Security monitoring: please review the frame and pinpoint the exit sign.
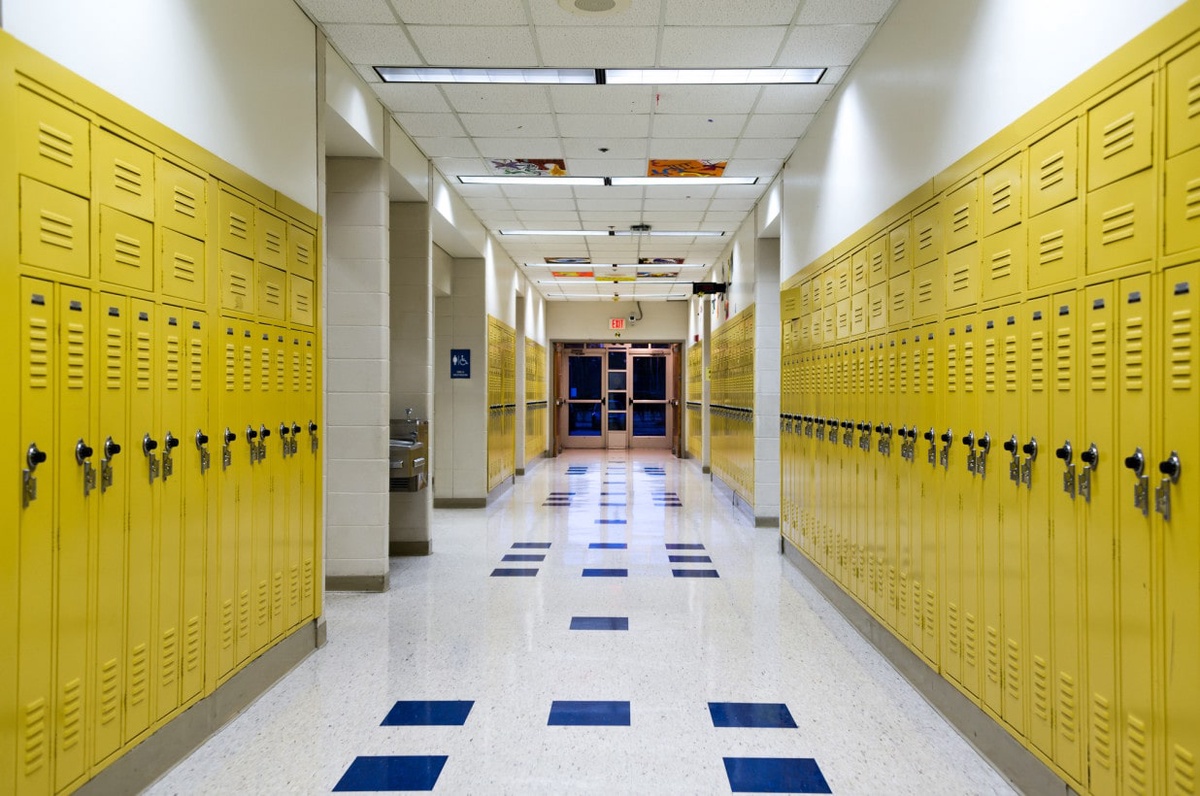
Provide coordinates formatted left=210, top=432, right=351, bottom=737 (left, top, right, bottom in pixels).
left=610, top=317, right=626, bottom=330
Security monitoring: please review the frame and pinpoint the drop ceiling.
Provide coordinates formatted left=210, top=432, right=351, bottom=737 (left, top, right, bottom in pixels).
left=298, top=0, right=897, bottom=299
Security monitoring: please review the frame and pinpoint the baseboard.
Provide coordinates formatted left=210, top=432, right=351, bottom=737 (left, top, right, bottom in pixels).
left=711, top=475, right=755, bottom=524
left=325, top=573, right=390, bottom=592
left=755, top=515, right=780, bottom=528
left=433, top=497, right=487, bottom=508
left=702, top=465, right=711, bottom=474
left=390, top=540, right=432, bottom=556
left=486, top=476, right=513, bottom=506
left=79, top=619, right=321, bottom=796
left=781, top=542, right=1071, bottom=796
left=515, top=468, right=525, bottom=476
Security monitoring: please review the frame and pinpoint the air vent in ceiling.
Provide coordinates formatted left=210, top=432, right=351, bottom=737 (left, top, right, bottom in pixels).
left=557, top=0, right=630, bottom=15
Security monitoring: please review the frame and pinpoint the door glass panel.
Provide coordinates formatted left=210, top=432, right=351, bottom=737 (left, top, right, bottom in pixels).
left=608, top=371, right=627, bottom=391
left=608, top=350, right=627, bottom=370
left=633, top=404, right=667, bottom=436
left=608, top=413, right=627, bottom=431
left=568, top=403, right=602, bottom=436
left=568, top=356, right=602, bottom=400
left=608, top=393, right=626, bottom=411
left=633, top=356, right=667, bottom=400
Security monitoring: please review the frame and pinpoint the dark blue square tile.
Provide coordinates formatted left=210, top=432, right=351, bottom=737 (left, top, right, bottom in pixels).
left=549, top=492, right=576, bottom=496
left=665, top=543, right=706, bottom=550
left=669, top=555, right=712, bottom=563
left=589, top=543, right=628, bottom=549
left=600, top=492, right=625, bottom=496
left=672, top=569, right=719, bottom=578
left=333, top=755, right=448, bottom=792
left=722, top=757, right=831, bottom=794
left=382, top=700, right=474, bottom=727
left=595, top=519, right=626, bottom=525
left=570, top=616, right=629, bottom=631
left=512, top=542, right=552, bottom=549
left=502, top=554, right=546, bottom=562
left=548, top=700, right=630, bottom=726
left=582, top=568, right=628, bottom=577
left=599, top=502, right=626, bottom=507
left=708, top=702, right=797, bottom=729
left=491, top=568, right=539, bottom=577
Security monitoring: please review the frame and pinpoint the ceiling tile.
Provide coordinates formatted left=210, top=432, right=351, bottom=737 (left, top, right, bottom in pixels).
left=407, top=25, right=539, bottom=66
left=297, top=0, right=395, bottom=24
left=652, top=115, right=746, bottom=138
left=503, top=184, right=577, bottom=199
left=324, top=23, right=420, bottom=64
left=389, top=0, right=527, bottom=25
left=536, top=26, right=658, bottom=67
left=740, top=113, right=814, bottom=138
left=413, top=137, right=479, bottom=158
left=708, top=197, right=757, bottom=212
left=442, top=85, right=553, bottom=114
left=461, top=197, right=514, bottom=211
left=508, top=198, right=582, bottom=212
left=579, top=211, right=646, bottom=225
left=562, top=138, right=648, bottom=160
left=516, top=210, right=583, bottom=222
left=549, top=86, right=653, bottom=115
left=453, top=183, right=504, bottom=197
left=529, top=0, right=663, bottom=27
left=712, top=184, right=767, bottom=199
left=646, top=138, right=737, bottom=159
left=430, top=156, right=491, bottom=175
left=375, top=84, right=452, bottom=113
left=777, top=24, right=875, bottom=67
left=660, top=26, right=787, bottom=68
left=644, top=198, right=711, bottom=212
left=722, top=158, right=784, bottom=176
left=394, top=112, right=468, bottom=137
left=663, top=0, right=798, bottom=25
left=732, top=137, right=797, bottom=159
left=473, top=137, right=565, bottom=158
left=798, top=0, right=895, bottom=24
left=459, top=113, right=558, bottom=137
left=643, top=183, right=717, bottom=199
left=557, top=114, right=651, bottom=139
left=578, top=198, right=643, bottom=212
left=564, top=158, right=646, bottom=176
left=474, top=211, right=521, bottom=225
left=640, top=210, right=704, bottom=224
left=754, top=84, right=832, bottom=114
left=703, top=211, right=749, bottom=223
left=653, top=85, right=761, bottom=115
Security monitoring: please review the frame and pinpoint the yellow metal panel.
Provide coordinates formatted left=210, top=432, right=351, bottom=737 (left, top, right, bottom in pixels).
left=19, top=176, right=90, bottom=278
left=888, top=271, right=912, bottom=326
left=288, top=274, right=314, bottom=327
left=960, top=317, right=985, bottom=700
left=156, top=158, right=207, bottom=240
left=919, top=328, right=939, bottom=663
left=911, top=260, right=944, bottom=320
left=834, top=256, right=852, bottom=302
left=289, top=224, right=316, bottom=280
left=17, top=279, right=55, bottom=795
left=284, top=335, right=304, bottom=628
left=156, top=308, right=186, bottom=721
left=1167, top=42, right=1200, bottom=157
left=977, top=309, right=1005, bottom=718
left=215, top=323, right=240, bottom=678
left=850, top=291, right=868, bottom=337
left=256, top=264, right=287, bottom=321
left=92, top=127, right=155, bottom=220
left=822, top=266, right=837, bottom=309
left=17, top=85, right=90, bottom=198
left=1086, top=169, right=1156, bottom=274
left=251, top=326, right=273, bottom=653
left=1028, top=120, right=1079, bottom=217
left=219, top=249, right=255, bottom=313
left=997, top=309, right=1027, bottom=738
left=160, top=228, right=206, bottom=304
left=1163, top=146, right=1200, bottom=256
left=868, top=234, right=888, bottom=286
left=851, top=246, right=869, bottom=295
left=270, top=328, right=289, bottom=640
left=236, top=321, right=257, bottom=666
left=218, top=188, right=255, bottom=258
left=895, top=333, right=915, bottom=646
left=938, top=321, right=964, bottom=689
left=1087, top=74, right=1154, bottom=190
left=1161, top=264, right=1199, bottom=796
left=982, top=152, right=1024, bottom=236
left=945, top=243, right=981, bottom=311
left=835, top=297, right=851, bottom=340
left=889, top=219, right=913, bottom=275
left=180, top=310, right=208, bottom=704
left=981, top=225, right=1027, bottom=303
left=913, top=206, right=940, bottom=268
left=99, top=205, right=154, bottom=292
left=256, top=208, right=287, bottom=269
left=1027, top=201, right=1081, bottom=290
left=944, top=178, right=980, bottom=253
left=867, top=283, right=888, bottom=333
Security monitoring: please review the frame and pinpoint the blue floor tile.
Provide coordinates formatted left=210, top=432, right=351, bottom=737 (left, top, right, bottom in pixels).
left=665, top=543, right=705, bottom=550
left=600, top=491, right=625, bottom=496
left=589, top=543, right=628, bottom=549
left=512, top=542, right=552, bottom=549
left=491, top=568, right=539, bottom=577
left=548, top=700, right=631, bottom=726
left=570, top=616, right=629, bottom=631
left=595, top=519, right=626, bottom=525
left=599, top=502, right=626, bottom=507
left=333, top=755, right=448, bottom=792
left=582, top=568, right=628, bottom=577
left=382, top=700, right=475, bottom=726
left=708, top=702, right=797, bottom=729
left=722, top=757, right=831, bottom=794
left=502, top=554, right=546, bottom=562
left=549, top=492, right=576, bottom=496
left=668, top=555, right=712, bottom=563
left=672, top=569, right=719, bottom=578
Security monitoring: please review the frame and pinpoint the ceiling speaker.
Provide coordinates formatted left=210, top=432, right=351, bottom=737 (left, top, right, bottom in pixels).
left=557, top=0, right=631, bottom=16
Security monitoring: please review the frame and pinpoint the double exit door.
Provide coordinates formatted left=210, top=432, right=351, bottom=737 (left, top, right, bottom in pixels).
left=559, top=345, right=676, bottom=450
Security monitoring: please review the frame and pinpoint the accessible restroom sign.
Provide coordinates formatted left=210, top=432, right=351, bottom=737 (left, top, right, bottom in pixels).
left=451, top=349, right=471, bottom=379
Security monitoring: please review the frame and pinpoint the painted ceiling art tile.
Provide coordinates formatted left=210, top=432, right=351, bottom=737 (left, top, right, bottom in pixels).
left=595, top=275, right=636, bottom=282
left=646, top=159, right=727, bottom=177
left=639, top=257, right=685, bottom=264
left=490, top=158, right=568, bottom=176
left=637, top=271, right=680, bottom=279
left=546, top=257, right=591, bottom=264
left=551, top=270, right=594, bottom=278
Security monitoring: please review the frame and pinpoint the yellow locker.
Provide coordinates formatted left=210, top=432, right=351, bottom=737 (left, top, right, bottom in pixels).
left=879, top=335, right=899, bottom=630
left=938, top=320, right=965, bottom=689
left=17, top=279, right=55, bottom=795
left=868, top=234, right=888, bottom=286
left=959, top=317, right=984, bottom=701
left=1082, top=282, right=1119, bottom=796
left=998, top=309, right=1027, bottom=738
left=1086, top=169, right=1156, bottom=274
left=867, top=282, right=887, bottom=333
left=300, top=333, right=318, bottom=621
left=17, top=85, right=90, bottom=198
left=236, top=322, right=257, bottom=666
left=124, top=300, right=155, bottom=743
left=218, top=188, right=255, bottom=259
left=1049, top=293, right=1083, bottom=783
left=889, top=271, right=912, bottom=326
left=912, top=260, right=944, bottom=320
left=945, top=243, right=981, bottom=310
left=850, top=291, right=868, bottom=338
left=160, top=229, right=205, bottom=304
left=890, top=219, right=912, bottom=275
left=1027, top=201, right=1081, bottom=290
left=919, top=328, right=939, bottom=663
left=256, top=208, right=287, bottom=269
left=1163, top=146, right=1200, bottom=256
left=180, top=310, right=208, bottom=704
left=835, top=298, right=850, bottom=340
left=1160, top=264, right=1199, bottom=796
left=55, top=285, right=91, bottom=791
left=219, top=250, right=254, bottom=314
left=978, top=309, right=1006, bottom=719
left=944, top=178, right=979, bottom=253
left=215, top=323, right=240, bottom=678
left=981, top=225, right=1026, bottom=303
left=851, top=246, right=869, bottom=295
left=256, top=264, right=286, bottom=322
left=91, top=127, right=154, bottom=221
left=834, top=256, right=852, bottom=302
left=1087, top=74, right=1154, bottom=190
left=289, top=224, right=316, bottom=280
left=823, top=301, right=837, bottom=342
left=269, top=329, right=289, bottom=640
left=19, top=176, right=90, bottom=278
left=895, top=333, right=915, bottom=646
left=1115, top=275, right=1155, bottom=795
left=92, top=295, right=128, bottom=766
left=285, top=335, right=305, bottom=630
left=913, top=205, right=940, bottom=269
left=156, top=309, right=186, bottom=721
left=288, top=274, right=314, bottom=327
left=98, top=205, right=154, bottom=292
left=250, top=326, right=273, bottom=654
left=156, top=158, right=207, bottom=240
left=822, top=266, right=837, bottom=309
left=1167, top=41, right=1200, bottom=158
left=909, top=333, right=928, bottom=651
left=983, top=152, right=1024, bottom=236
left=1028, top=120, right=1079, bottom=217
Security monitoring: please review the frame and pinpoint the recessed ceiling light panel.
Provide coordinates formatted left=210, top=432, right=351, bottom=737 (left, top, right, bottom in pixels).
left=375, top=67, right=597, bottom=84
left=607, top=68, right=825, bottom=85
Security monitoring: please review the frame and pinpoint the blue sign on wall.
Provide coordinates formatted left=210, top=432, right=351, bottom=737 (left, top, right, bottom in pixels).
left=451, top=349, right=471, bottom=379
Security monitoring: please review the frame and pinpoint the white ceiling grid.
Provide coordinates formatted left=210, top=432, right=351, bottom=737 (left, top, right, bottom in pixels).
left=300, top=0, right=896, bottom=299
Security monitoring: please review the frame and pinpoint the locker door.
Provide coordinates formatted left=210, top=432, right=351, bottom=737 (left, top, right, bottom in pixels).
left=908, top=332, right=928, bottom=654
left=1082, top=282, right=1119, bottom=796
left=859, top=341, right=876, bottom=610
left=851, top=343, right=867, bottom=601
left=92, top=295, right=127, bottom=766
left=879, top=336, right=899, bottom=630
left=979, top=309, right=1006, bottom=718
left=156, top=308, right=185, bottom=720
left=216, top=323, right=240, bottom=678
left=55, top=286, right=91, bottom=791
left=300, top=333, right=319, bottom=620
left=251, top=326, right=273, bottom=653
left=999, top=309, right=1027, bottom=738
left=1024, top=297, right=1054, bottom=759
left=286, top=334, right=304, bottom=629
left=939, top=321, right=964, bottom=688
left=269, top=329, right=288, bottom=639
left=124, top=301, right=156, bottom=742
left=180, top=311, right=208, bottom=704
left=895, top=333, right=914, bottom=646
left=1161, top=264, right=1199, bottom=796
left=1115, top=275, right=1155, bottom=796
left=17, top=280, right=55, bottom=795
left=236, top=323, right=256, bottom=665
left=919, top=328, right=939, bottom=663
left=959, top=316, right=984, bottom=700
left=1049, top=293, right=1083, bottom=782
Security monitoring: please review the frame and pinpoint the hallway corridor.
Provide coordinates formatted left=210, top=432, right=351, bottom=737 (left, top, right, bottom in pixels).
left=148, top=452, right=1014, bottom=794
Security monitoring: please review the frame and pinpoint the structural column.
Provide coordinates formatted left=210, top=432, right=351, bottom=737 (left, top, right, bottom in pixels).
left=753, top=238, right=781, bottom=527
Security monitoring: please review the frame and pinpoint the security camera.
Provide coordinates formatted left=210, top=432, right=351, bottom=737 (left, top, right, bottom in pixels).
left=628, top=313, right=637, bottom=322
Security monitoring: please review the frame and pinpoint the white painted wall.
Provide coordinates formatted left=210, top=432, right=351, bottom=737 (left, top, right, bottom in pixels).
left=1, top=0, right=320, bottom=209
left=781, top=0, right=1187, bottom=281
left=547, top=300, right=689, bottom=343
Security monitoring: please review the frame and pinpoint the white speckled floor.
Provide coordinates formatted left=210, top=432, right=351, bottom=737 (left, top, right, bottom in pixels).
left=146, top=450, right=1016, bottom=795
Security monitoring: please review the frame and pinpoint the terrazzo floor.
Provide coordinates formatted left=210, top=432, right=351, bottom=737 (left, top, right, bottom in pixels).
left=146, top=450, right=1017, bottom=794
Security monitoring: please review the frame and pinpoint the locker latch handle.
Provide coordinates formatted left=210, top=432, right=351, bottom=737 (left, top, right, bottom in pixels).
left=925, top=428, right=937, bottom=466
left=1155, top=451, right=1181, bottom=521
left=280, top=423, right=292, bottom=459
left=898, top=425, right=911, bottom=462
left=1079, top=443, right=1098, bottom=503
left=1004, top=435, right=1020, bottom=484
left=162, top=431, right=178, bottom=481
left=23, top=442, right=46, bottom=508
left=246, top=426, right=259, bottom=465
left=1056, top=440, right=1075, bottom=499
left=258, top=425, right=271, bottom=462
left=100, top=436, right=121, bottom=494
left=143, top=434, right=160, bottom=483
left=1124, top=447, right=1149, bottom=517
left=76, top=439, right=96, bottom=498
left=858, top=422, right=872, bottom=453
left=222, top=427, right=235, bottom=470
left=842, top=421, right=854, bottom=448
left=196, top=430, right=211, bottom=475
left=961, top=432, right=977, bottom=476
left=976, top=433, right=991, bottom=479
left=1020, top=438, right=1037, bottom=489
left=939, top=428, right=953, bottom=470
left=877, top=425, right=892, bottom=457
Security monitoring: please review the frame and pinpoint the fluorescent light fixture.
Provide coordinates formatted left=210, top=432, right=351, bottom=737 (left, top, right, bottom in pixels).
left=500, top=229, right=611, bottom=236
left=459, top=175, right=605, bottom=186
left=612, top=229, right=725, bottom=237
left=375, top=67, right=596, bottom=84
left=501, top=229, right=724, bottom=237
left=610, top=176, right=758, bottom=186
left=607, top=68, right=825, bottom=85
